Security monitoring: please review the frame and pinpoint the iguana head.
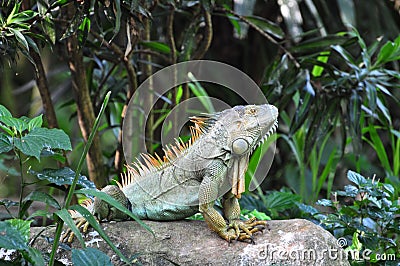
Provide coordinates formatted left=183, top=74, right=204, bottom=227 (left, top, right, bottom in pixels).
left=200, top=104, right=278, bottom=198
left=220, top=104, right=278, bottom=156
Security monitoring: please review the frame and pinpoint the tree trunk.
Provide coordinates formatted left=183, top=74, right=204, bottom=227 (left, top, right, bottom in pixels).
left=65, top=6, right=107, bottom=188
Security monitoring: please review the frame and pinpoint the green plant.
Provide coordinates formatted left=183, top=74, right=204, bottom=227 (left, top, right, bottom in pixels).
left=0, top=104, right=72, bottom=218
left=262, top=29, right=400, bottom=203
left=309, top=170, right=399, bottom=264
left=0, top=94, right=151, bottom=265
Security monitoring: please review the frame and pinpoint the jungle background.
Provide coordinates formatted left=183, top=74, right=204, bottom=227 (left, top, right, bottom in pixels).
left=0, top=0, right=399, bottom=265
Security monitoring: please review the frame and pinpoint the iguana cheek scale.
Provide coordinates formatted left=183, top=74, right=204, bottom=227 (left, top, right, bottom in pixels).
left=66, top=104, right=278, bottom=243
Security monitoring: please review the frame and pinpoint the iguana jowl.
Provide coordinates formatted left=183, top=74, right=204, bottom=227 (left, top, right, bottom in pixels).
left=67, top=104, right=278, bottom=242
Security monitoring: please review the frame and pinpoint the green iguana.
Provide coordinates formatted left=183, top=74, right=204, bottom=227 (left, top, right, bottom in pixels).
left=65, top=104, right=278, bottom=243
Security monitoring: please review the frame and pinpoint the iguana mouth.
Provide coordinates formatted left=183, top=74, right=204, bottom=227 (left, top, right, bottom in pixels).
left=253, top=119, right=278, bottom=152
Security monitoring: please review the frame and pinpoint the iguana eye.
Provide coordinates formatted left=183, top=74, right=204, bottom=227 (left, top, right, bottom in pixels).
left=248, top=107, right=257, bottom=115
left=232, top=138, right=249, bottom=155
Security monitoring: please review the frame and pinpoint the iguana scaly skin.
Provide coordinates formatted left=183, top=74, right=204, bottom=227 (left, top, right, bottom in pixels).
left=66, top=104, right=278, bottom=243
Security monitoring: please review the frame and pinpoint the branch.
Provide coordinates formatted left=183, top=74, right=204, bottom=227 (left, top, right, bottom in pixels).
left=29, top=50, right=59, bottom=128
left=192, top=7, right=213, bottom=60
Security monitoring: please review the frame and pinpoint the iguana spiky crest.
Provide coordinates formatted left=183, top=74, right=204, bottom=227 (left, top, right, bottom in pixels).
left=115, top=116, right=211, bottom=190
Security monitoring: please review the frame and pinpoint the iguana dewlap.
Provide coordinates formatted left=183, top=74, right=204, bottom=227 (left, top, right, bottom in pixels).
left=67, top=104, right=278, bottom=243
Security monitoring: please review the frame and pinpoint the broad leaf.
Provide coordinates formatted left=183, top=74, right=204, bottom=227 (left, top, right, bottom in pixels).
left=0, top=133, right=12, bottom=153
left=14, top=127, right=72, bottom=160
left=24, top=246, right=45, bottom=266
left=27, top=115, right=43, bottom=131
left=72, top=247, right=112, bottom=266
left=6, top=219, right=31, bottom=242
left=265, top=191, right=301, bottom=211
left=0, top=105, right=12, bottom=117
left=0, top=220, right=28, bottom=250
left=347, top=170, right=367, bottom=186
left=30, top=167, right=96, bottom=189
left=21, top=191, right=61, bottom=216
left=0, top=116, right=28, bottom=134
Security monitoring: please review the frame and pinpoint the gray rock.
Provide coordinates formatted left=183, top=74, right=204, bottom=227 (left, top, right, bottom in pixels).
left=30, top=219, right=350, bottom=265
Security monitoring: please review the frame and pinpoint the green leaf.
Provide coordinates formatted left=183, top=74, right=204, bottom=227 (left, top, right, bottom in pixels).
left=244, top=209, right=271, bottom=221
left=55, top=209, right=85, bottom=247
left=14, top=127, right=72, bottom=160
left=316, top=199, right=334, bottom=207
left=24, top=35, right=40, bottom=54
left=23, top=191, right=61, bottom=210
left=347, top=170, right=367, bottom=186
left=244, top=16, right=284, bottom=39
left=331, top=45, right=357, bottom=70
left=0, top=220, right=28, bottom=250
left=0, top=133, right=12, bottom=153
left=175, top=85, right=183, bottom=104
left=42, top=16, right=56, bottom=44
left=8, top=28, right=29, bottom=51
left=290, top=35, right=351, bottom=53
left=6, top=219, right=31, bottom=242
left=364, top=125, right=391, bottom=171
left=24, top=246, right=45, bottom=266
left=0, top=116, right=28, bottom=134
left=0, top=105, right=12, bottom=117
left=30, top=167, right=96, bottom=189
left=27, top=114, right=43, bottom=131
left=187, top=73, right=215, bottom=113
left=265, top=191, right=301, bottom=211
left=75, top=189, right=154, bottom=236
left=223, top=6, right=241, bottom=36
left=140, top=41, right=171, bottom=54
left=72, top=247, right=112, bottom=266
left=77, top=17, right=91, bottom=44
left=290, top=72, right=315, bottom=135
left=312, top=51, right=330, bottom=77
left=69, top=205, right=130, bottom=264
left=6, top=3, right=21, bottom=25
left=26, top=209, right=50, bottom=220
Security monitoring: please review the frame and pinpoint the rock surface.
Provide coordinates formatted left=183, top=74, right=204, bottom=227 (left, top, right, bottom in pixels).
left=30, top=219, right=350, bottom=265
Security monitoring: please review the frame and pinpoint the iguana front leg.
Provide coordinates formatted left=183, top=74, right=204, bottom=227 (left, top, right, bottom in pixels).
left=222, top=192, right=267, bottom=242
left=199, top=177, right=266, bottom=242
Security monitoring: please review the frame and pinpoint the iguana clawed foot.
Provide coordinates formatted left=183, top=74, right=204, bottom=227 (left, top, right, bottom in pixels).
left=61, top=216, right=93, bottom=243
left=221, top=217, right=268, bottom=243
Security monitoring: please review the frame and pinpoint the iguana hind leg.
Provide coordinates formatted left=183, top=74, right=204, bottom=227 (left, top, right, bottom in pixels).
left=62, top=185, right=130, bottom=242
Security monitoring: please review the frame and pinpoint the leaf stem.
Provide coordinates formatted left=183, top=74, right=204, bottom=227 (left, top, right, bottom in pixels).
left=48, top=91, right=111, bottom=266
left=18, top=151, right=24, bottom=219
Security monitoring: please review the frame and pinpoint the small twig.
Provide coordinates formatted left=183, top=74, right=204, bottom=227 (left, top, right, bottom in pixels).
left=166, top=7, right=177, bottom=63
left=192, top=7, right=213, bottom=60
left=29, top=50, right=59, bottom=128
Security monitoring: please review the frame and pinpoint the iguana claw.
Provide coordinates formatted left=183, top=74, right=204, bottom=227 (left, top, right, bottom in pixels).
left=224, top=218, right=268, bottom=243
left=61, top=216, right=95, bottom=243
